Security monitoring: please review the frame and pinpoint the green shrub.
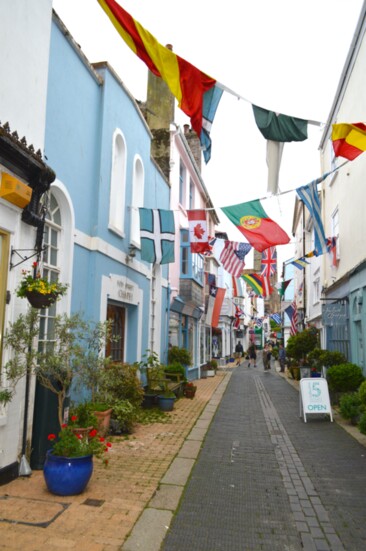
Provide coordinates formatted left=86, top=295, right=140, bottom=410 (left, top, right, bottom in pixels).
left=339, top=393, right=362, bottom=422
left=111, top=399, right=136, bottom=434
left=308, top=348, right=347, bottom=370
left=358, top=412, right=366, bottom=435
left=286, top=328, right=319, bottom=361
left=164, top=363, right=186, bottom=379
left=326, top=363, right=364, bottom=393
left=358, top=380, right=366, bottom=406
left=98, top=362, right=144, bottom=408
left=168, top=346, right=192, bottom=366
left=69, top=402, right=98, bottom=428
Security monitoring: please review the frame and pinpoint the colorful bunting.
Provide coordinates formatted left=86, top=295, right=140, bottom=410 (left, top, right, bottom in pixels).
left=241, top=273, right=264, bottom=296
left=139, top=208, right=175, bottom=264
left=290, top=258, right=310, bottom=270
left=285, top=301, right=298, bottom=336
left=205, top=286, right=226, bottom=328
left=332, top=122, right=366, bottom=160
left=220, top=241, right=252, bottom=277
left=296, top=175, right=330, bottom=255
left=221, top=199, right=290, bottom=252
left=187, top=210, right=211, bottom=254
left=98, top=0, right=221, bottom=163
left=261, top=246, right=277, bottom=277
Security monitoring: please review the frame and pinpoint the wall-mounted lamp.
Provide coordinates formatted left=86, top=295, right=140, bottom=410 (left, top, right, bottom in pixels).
left=126, top=244, right=137, bottom=262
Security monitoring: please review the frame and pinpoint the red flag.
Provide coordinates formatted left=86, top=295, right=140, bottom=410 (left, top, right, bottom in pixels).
left=206, top=286, right=226, bottom=328
left=261, top=274, right=273, bottom=298
left=187, top=210, right=211, bottom=253
left=221, top=199, right=289, bottom=252
left=332, top=122, right=366, bottom=160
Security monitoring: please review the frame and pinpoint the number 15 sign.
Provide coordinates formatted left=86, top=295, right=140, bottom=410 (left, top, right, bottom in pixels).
left=299, top=378, right=333, bottom=423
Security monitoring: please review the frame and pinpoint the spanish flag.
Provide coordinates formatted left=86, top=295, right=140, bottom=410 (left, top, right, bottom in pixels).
left=98, top=0, right=218, bottom=156
left=332, top=122, right=366, bottom=160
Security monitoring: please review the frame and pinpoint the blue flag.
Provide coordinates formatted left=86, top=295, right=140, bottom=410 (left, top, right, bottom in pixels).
left=296, top=174, right=330, bottom=255
left=139, top=208, right=175, bottom=264
left=200, top=84, right=223, bottom=163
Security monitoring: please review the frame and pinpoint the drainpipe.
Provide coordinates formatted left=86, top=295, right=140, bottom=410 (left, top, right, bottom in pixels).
left=166, top=282, right=171, bottom=364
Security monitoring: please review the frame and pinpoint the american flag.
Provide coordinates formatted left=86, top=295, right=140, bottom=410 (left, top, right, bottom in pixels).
left=220, top=241, right=252, bottom=277
left=285, top=301, right=298, bottom=336
left=261, top=247, right=277, bottom=277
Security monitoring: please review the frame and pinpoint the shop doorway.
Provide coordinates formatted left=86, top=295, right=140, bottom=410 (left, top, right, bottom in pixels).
left=106, top=303, right=126, bottom=362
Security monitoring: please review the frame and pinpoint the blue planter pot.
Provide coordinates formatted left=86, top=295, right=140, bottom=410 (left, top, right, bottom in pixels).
left=43, top=450, right=93, bottom=496
left=311, top=372, right=321, bottom=378
left=158, top=396, right=176, bottom=412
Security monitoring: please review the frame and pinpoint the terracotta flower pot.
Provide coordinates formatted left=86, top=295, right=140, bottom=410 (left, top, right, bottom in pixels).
left=94, top=408, right=113, bottom=436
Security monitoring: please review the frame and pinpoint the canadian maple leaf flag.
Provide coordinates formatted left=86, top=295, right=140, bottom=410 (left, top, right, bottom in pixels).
left=187, top=210, right=211, bottom=254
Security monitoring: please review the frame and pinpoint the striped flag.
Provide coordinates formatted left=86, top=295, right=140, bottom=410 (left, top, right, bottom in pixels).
left=98, top=0, right=221, bottom=163
left=220, top=241, right=252, bottom=277
left=241, top=273, right=264, bottom=296
left=290, top=258, right=310, bottom=270
left=205, top=286, right=226, bottom=328
left=285, top=301, right=298, bottom=336
left=296, top=175, right=330, bottom=255
left=270, top=313, right=282, bottom=325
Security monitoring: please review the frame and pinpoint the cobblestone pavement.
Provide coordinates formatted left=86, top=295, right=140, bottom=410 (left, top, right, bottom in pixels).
left=162, top=357, right=366, bottom=551
left=0, top=373, right=225, bottom=550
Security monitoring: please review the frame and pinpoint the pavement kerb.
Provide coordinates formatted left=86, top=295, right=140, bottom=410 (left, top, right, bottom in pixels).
left=120, top=370, right=233, bottom=551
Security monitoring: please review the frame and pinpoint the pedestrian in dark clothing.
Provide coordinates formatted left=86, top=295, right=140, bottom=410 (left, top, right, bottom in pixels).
left=279, top=344, right=286, bottom=372
left=247, top=343, right=257, bottom=368
left=235, top=341, right=244, bottom=359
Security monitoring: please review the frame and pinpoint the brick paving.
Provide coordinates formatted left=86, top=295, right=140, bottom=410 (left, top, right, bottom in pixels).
left=0, top=373, right=225, bottom=550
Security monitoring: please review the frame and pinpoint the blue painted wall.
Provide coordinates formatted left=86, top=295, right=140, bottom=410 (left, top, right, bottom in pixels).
left=45, top=15, right=170, bottom=367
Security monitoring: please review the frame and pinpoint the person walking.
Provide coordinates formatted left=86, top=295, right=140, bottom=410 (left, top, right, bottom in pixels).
left=235, top=341, right=244, bottom=359
left=247, top=342, right=257, bottom=368
left=262, top=344, right=269, bottom=370
left=278, top=343, right=286, bottom=372
left=266, top=341, right=273, bottom=369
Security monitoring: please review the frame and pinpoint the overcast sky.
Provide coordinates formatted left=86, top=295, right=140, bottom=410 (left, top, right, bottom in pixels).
left=52, top=0, right=364, bottom=272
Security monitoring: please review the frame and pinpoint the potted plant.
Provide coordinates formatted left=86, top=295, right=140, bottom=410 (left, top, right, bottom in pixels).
left=285, top=328, right=319, bottom=379
left=184, top=381, right=197, bottom=399
left=167, top=346, right=192, bottom=378
left=205, top=359, right=217, bottom=377
left=158, top=390, right=176, bottom=411
left=44, top=422, right=112, bottom=496
left=16, top=263, right=68, bottom=308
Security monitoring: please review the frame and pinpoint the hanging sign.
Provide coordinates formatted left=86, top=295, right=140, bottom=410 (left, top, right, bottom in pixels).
left=322, top=303, right=347, bottom=326
left=299, top=377, right=333, bottom=423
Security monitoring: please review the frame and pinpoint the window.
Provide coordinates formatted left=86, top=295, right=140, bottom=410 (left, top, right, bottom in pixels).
left=130, top=157, right=144, bottom=248
left=331, top=207, right=340, bottom=259
left=180, top=229, right=203, bottom=285
left=179, top=160, right=186, bottom=207
left=109, top=130, right=126, bottom=236
left=38, top=194, right=62, bottom=354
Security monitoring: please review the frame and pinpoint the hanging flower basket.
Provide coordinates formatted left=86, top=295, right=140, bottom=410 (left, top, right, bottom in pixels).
left=16, top=265, right=68, bottom=308
left=25, top=290, right=58, bottom=309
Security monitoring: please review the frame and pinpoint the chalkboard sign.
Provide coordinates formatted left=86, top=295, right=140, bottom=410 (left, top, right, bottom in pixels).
left=299, top=378, right=333, bottom=423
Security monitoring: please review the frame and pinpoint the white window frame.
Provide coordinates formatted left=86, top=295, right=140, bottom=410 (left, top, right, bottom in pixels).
left=130, top=155, right=144, bottom=249
left=109, top=129, right=127, bottom=237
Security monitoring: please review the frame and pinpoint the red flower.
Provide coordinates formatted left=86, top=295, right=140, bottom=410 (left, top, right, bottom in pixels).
left=71, top=415, right=78, bottom=422
left=48, top=434, right=56, bottom=441
left=32, top=261, right=38, bottom=268
left=61, top=423, right=67, bottom=428
left=76, top=433, right=83, bottom=439
left=104, top=447, right=109, bottom=452
left=107, top=442, right=112, bottom=448
left=89, top=429, right=98, bottom=438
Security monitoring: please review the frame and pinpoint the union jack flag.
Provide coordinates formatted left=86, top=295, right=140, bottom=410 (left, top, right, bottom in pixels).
left=261, top=247, right=277, bottom=277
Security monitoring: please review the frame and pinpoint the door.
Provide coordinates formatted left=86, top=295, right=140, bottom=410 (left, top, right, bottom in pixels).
left=106, top=303, right=126, bottom=362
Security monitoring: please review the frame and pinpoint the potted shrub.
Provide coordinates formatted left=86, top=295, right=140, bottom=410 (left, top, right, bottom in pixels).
left=285, top=328, right=319, bottom=378
left=158, top=390, right=176, bottom=412
left=167, top=346, right=192, bottom=377
left=184, top=381, right=197, bottom=399
left=44, top=423, right=112, bottom=496
left=206, top=359, right=217, bottom=377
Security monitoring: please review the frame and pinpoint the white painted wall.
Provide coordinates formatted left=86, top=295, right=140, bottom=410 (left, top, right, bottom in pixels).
left=0, top=0, right=53, bottom=152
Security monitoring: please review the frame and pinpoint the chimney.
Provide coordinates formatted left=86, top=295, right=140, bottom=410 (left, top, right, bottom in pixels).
left=183, top=126, right=202, bottom=172
left=145, top=44, right=175, bottom=131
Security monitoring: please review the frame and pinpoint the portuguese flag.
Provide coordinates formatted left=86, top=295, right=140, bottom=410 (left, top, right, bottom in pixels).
left=221, top=199, right=290, bottom=252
